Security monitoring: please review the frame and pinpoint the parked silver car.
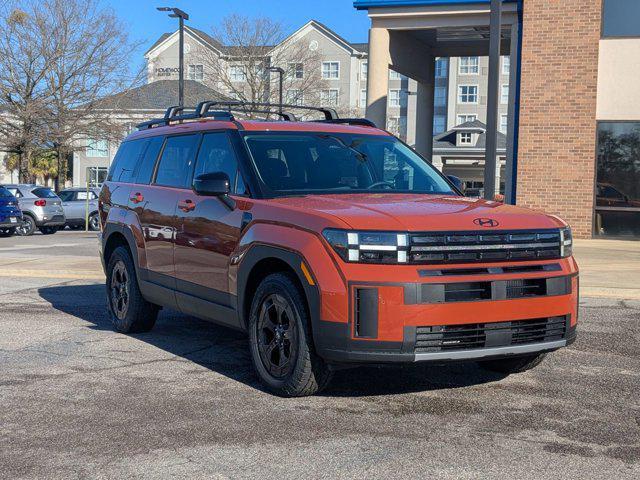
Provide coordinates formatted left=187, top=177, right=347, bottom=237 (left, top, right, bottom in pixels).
left=58, top=187, right=101, bottom=231
left=4, top=184, right=66, bottom=236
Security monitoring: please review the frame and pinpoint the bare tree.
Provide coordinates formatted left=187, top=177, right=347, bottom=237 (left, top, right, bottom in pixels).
left=41, top=0, right=142, bottom=190
left=0, top=4, right=54, bottom=182
left=195, top=15, right=330, bottom=118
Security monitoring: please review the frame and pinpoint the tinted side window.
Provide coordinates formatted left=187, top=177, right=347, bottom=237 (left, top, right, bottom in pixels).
left=107, top=139, right=148, bottom=183
left=193, top=133, right=239, bottom=191
left=32, top=188, right=58, bottom=198
left=134, top=136, right=164, bottom=185
left=154, top=135, right=199, bottom=188
left=58, top=191, right=74, bottom=202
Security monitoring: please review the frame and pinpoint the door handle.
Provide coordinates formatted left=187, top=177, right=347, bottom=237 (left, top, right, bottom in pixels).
left=178, top=199, right=196, bottom=212
left=130, top=193, right=144, bottom=204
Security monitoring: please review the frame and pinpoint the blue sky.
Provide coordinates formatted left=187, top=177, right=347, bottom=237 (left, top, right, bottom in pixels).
left=103, top=0, right=371, bottom=69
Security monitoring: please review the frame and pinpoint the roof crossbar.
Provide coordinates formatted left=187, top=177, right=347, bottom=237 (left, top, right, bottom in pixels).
left=315, top=118, right=377, bottom=128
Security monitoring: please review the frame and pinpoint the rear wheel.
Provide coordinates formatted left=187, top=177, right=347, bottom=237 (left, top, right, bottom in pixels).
left=477, top=353, right=546, bottom=374
left=89, top=213, right=100, bottom=231
left=0, top=228, right=15, bottom=237
left=39, top=226, right=59, bottom=235
left=248, top=272, right=332, bottom=397
left=106, top=246, right=159, bottom=333
left=15, top=216, right=35, bottom=236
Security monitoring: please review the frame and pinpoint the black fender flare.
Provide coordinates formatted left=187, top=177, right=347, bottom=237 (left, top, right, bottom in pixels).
left=102, top=222, right=140, bottom=276
left=237, top=244, right=321, bottom=341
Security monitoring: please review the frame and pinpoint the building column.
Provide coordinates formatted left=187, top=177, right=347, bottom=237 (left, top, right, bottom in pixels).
left=414, top=56, right=435, bottom=160
left=365, top=27, right=391, bottom=129
left=504, top=20, right=521, bottom=205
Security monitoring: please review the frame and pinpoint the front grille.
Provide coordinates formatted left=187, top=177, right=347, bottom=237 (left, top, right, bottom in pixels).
left=409, top=229, right=562, bottom=264
left=414, top=316, right=568, bottom=353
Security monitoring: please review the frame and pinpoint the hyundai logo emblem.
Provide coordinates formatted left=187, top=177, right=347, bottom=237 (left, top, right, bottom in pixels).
left=473, top=218, right=499, bottom=228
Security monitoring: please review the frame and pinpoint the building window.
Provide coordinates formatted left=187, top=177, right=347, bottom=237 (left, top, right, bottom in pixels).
left=188, top=64, right=203, bottom=81
left=433, top=115, right=446, bottom=135
left=457, top=114, right=477, bottom=125
left=87, top=166, right=108, bottom=186
left=459, top=132, right=473, bottom=145
left=389, top=70, right=404, bottom=80
left=286, top=89, right=303, bottom=106
left=459, top=56, right=479, bottom=75
left=360, top=89, right=367, bottom=108
left=603, top=0, right=640, bottom=38
left=389, top=89, right=403, bottom=107
left=320, top=89, right=339, bottom=106
left=288, top=63, right=303, bottom=79
left=361, top=62, right=368, bottom=81
left=434, top=86, right=447, bottom=107
left=595, top=122, right=640, bottom=237
left=458, top=85, right=478, bottom=104
left=501, top=84, right=510, bottom=104
left=435, top=58, right=448, bottom=78
left=502, top=56, right=511, bottom=75
left=229, top=65, right=246, bottom=82
left=86, top=139, right=108, bottom=157
left=322, top=61, right=340, bottom=79
left=500, top=115, right=508, bottom=133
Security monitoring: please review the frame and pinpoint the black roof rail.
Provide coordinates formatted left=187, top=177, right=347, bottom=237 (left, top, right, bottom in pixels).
left=315, top=118, right=377, bottom=128
left=135, top=100, right=342, bottom=130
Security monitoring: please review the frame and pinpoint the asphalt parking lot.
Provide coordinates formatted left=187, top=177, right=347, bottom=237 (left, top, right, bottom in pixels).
left=0, top=232, right=639, bottom=478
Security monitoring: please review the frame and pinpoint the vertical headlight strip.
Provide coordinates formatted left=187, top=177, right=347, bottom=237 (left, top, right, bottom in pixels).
left=560, top=227, right=573, bottom=257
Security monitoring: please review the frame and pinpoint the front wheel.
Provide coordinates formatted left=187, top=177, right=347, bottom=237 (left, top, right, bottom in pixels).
left=106, top=246, right=159, bottom=333
left=248, top=272, right=332, bottom=397
left=0, top=228, right=15, bottom=237
left=477, top=353, right=546, bottom=374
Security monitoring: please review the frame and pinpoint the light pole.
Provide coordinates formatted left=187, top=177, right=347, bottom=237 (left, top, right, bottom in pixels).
left=157, top=7, right=189, bottom=108
left=266, top=66, right=285, bottom=114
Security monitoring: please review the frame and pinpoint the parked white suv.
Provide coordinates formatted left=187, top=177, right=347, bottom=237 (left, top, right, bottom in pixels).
left=58, top=187, right=101, bottom=231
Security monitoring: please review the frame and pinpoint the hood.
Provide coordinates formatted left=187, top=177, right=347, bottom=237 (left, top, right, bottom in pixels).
left=270, top=194, right=565, bottom=232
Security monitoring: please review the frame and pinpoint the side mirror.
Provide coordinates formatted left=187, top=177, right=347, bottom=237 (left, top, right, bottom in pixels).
left=447, top=175, right=465, bottom=194
left=193, top=172, right=235, bottom=209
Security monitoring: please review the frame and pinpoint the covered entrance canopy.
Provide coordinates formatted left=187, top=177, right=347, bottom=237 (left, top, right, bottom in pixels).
left=355, top=0, right=521, bottom=203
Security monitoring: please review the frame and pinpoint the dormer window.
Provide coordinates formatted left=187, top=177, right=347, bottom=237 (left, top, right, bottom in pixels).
left=459, top=132, right=473, bottom=145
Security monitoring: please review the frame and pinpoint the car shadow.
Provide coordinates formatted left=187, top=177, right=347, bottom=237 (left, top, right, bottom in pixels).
left=38, top=283, right=506, bottom=397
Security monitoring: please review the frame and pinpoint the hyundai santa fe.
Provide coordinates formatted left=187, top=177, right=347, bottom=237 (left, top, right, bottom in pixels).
left=99, top=102, right=578, bottom=397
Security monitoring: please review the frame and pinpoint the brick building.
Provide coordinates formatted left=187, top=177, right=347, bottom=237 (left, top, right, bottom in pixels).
left=355, top=0, right=640, bottom=239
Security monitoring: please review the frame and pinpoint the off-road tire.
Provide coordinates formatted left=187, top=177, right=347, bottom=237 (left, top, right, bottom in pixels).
left=248, top=272, right=333, bottom=397
left=106, top=245, right=159, bottom=333
left=477, top=353, right=546, bottom=374
left=16, top=215, right=35, bottom=236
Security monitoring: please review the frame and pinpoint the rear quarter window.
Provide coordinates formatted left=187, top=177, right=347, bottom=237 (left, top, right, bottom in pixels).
left=32, top=188, right=58, bottom=199
left=107, top=139, right=148, bottom=183
left=0, top=187, right=13, bottom=198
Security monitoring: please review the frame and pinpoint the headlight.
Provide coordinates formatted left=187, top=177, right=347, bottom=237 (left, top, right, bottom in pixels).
left=322, top=229, right=408, bottom=264
left=560, top=226, right=572, bottom=257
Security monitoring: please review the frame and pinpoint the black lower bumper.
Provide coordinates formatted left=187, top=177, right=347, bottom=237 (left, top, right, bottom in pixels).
left=315, top=318, right=576, bottom=365
left=35, top=215, right=66, bottom=227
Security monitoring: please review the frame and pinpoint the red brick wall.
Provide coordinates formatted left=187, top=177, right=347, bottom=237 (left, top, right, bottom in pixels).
left=517, top=0, right=602, bottom=238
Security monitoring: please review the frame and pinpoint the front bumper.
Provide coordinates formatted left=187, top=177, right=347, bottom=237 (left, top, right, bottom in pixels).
left=313, top=259, right=579, bottom=365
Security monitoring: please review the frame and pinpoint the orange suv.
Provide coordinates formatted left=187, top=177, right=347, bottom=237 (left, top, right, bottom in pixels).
left=99, top=102, right=578, bottom=396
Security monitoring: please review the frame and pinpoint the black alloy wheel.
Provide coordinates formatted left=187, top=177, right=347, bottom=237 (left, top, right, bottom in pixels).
left=109, top=260, right=130, bottom=321
left=256, top=293, right=299, bottom=379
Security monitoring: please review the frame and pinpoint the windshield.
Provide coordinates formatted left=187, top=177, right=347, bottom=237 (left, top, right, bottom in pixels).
left=0, top=187, right=13, bottom=198
left=242, top=133, right=456, bottom=196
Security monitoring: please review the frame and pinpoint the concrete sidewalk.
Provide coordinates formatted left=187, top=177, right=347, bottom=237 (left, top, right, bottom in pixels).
left=573, top=238, right=640, bottom=300
left=0, top=233, right=638, bottom=299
